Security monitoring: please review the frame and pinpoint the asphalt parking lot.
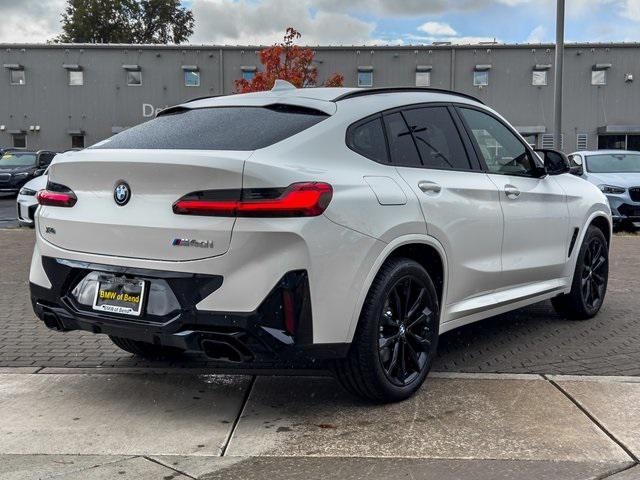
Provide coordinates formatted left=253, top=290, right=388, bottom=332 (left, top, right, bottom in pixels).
left=0, top=196, right=639, bottom=376
left=0, top=195, right=18, bottom=228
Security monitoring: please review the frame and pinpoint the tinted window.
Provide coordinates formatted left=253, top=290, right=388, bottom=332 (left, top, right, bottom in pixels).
left=0, top=152, right=36, bottom=166
left=586, top=153, right=640, bottom=173
left=39, top=153, right=56, bottom=165
left=460, top=108, right=538, bottom=176
left=92, top=106, right=328, bottom=151
left=384, top=113, right=421, bottom=167
left=402, top=107, right=471, bottom=170
left=348, top=117, right=388, bottom=163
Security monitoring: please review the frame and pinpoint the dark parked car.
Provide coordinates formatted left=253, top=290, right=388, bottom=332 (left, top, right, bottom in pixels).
left=0, top=150, right=56, bottom=195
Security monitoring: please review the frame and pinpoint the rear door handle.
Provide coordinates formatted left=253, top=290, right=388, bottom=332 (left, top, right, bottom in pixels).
left=418, top=181, right=442, bottom=194
left=504, top=185, right=520, bottom=199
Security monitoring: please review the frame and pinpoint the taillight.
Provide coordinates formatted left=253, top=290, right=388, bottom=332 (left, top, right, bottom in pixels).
left=37, top=183, right=77, bottom=208
left=173, top=182, right=333, bottom=217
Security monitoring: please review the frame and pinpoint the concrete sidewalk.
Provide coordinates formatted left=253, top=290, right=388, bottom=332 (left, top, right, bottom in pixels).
left=0, top=370, right=638, bottom=479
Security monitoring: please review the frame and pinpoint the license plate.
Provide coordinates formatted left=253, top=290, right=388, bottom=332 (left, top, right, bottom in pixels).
left=92, top=276, right=145, bottom=316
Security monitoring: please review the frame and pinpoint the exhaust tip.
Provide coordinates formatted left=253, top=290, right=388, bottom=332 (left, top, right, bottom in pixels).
left=42, top=311, right=64, bottom=331
left=201, top=338, right=252, bottom=363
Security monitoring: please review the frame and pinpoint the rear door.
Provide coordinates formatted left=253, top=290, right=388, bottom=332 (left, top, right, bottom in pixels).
left=388, top=105, right=503, bottom=311
left=457, top=106, right=570, bottom=288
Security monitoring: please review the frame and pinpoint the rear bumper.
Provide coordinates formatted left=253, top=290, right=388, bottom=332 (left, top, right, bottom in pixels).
left=30, top=256, right=348, bottom=367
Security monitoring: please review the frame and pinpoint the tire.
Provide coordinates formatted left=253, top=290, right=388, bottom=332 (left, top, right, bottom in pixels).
left=552, top=225, right=609, bottom=320
left=333, top=257, right=439, bottom=403
left=109, top=336, right=184, bottom=359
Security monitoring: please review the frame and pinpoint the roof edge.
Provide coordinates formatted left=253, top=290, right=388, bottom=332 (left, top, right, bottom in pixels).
left=2, top=42, right=640, bottom=51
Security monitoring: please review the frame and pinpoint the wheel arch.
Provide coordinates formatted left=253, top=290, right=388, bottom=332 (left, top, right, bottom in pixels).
left=589, top=214, right=612, bottom=246
left=564, top=211, right=612, bottom=286
left=346, top=235, right=448, bottom=343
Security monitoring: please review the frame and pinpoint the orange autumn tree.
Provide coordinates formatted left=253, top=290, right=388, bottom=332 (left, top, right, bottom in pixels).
left=235, top=28, right=344, bottom=93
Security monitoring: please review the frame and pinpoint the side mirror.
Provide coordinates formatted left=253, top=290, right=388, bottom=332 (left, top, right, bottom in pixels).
left=34, top=168, right=46, bottom=176
left=535, top=149, right=570, bottom=175
left=568, top=155, right=584, bottom=176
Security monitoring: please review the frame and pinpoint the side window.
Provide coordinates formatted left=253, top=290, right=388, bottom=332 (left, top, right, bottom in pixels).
left=41, top=153, right=55, bottom=165
left=383, top=112, right=421, bottom=168
left=402, top=107, right=472, bottom=171
left=459, top=107, right=538, bottom=176
left=347, top=117, right=388, bottom=163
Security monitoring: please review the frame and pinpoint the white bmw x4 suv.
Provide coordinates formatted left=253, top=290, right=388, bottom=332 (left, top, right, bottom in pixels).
left=30, top=83, right=611, bottom=402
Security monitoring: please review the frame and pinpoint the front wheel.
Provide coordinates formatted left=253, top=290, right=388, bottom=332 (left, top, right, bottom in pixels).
left=552, top=225, right=609, bottom=320
left=333, top=257, right=439, bottom=403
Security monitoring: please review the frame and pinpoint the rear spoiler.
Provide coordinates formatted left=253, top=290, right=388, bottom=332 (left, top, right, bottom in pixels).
left=158, top=96, right=337, bottom=117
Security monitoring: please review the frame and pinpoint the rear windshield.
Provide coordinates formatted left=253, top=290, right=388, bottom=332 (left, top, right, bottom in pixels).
left=92, top=105, right=328, bottom=151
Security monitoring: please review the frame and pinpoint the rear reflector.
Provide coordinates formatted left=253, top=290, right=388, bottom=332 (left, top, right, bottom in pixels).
left=282, top=289, right=296, bottom=335
left=37, top=189, right=77, bottom=208
left=173, top=182, right=333, bottom=217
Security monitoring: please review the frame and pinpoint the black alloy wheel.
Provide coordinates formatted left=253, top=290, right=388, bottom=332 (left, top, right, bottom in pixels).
left=551, top=225, right=609, bottom=320
left=333, top=257, right=439, bottom=402
left=580, top=235, right=607, bottom=311
left=378, top=276, right=434, bottom=386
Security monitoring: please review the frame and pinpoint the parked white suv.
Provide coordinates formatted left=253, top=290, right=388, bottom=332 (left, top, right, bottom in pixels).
left=30, top=84, right=611, bottom=402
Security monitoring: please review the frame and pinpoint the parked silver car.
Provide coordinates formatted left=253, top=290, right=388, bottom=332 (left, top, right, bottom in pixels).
left=568, top=150, right=640, bottom=228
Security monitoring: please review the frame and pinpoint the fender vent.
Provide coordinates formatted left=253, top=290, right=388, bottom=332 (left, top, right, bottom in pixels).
left=568, top=227, right=579, bottom=257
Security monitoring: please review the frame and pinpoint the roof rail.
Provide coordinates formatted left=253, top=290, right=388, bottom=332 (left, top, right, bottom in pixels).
left=333, top=87, right=484, bottom=104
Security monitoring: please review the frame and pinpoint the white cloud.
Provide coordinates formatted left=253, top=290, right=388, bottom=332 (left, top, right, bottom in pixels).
left=526, top=25, right=546, bottom=43
left=313, top=0, right=535, bottom=16
left=0, top=0, right=65, bottom=42
left=621, top=0, right=640, bottom=20
left=405, top=34, right=499, bottom=45
left=0, top=0, right=639, bottom=46
left=417, top=21, right=457, bottom=36
left=191, top=0, right=377, bottom=45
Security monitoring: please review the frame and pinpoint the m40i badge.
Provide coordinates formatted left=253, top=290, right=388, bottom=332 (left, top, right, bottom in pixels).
left=172, top=238, right=215, bottom=249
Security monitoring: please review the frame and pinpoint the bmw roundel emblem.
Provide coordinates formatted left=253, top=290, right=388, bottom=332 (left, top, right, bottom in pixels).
left=114, top=181, right=131, bottom=206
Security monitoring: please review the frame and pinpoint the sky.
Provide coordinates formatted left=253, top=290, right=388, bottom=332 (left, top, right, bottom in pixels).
left=0, top=0, right=639, bottom=45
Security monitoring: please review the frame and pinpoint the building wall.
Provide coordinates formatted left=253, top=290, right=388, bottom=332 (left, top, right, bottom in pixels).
left=1, top=43, right=640, bottom=152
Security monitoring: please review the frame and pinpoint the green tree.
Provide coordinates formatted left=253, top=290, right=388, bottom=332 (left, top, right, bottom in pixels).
left=55, top=0, right=194, bottom=44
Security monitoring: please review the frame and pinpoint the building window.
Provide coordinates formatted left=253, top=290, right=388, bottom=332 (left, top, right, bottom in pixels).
left=532, top=70, right=547, bottom=86
left=69, top=70, right=83, bottom=86
left=473, top=70, right=489, bottom=87
left=598, top=134, right=640, bottom=150
left=591, top=70, right=606, bottom=86
left=184, top=70, right=200, bottom=87
left=358, top=69, right=373, bottom=87
left=242, top=70, right=255, bottom=81
left=12, top=133, right=26, bottom=149
left=71, top=135, right=85, bottom=149
left=415, top=71, right=431, bottom=87
left=10, top=69, right=25, bottom=85
left=126, top=70, right=142, bottom=86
